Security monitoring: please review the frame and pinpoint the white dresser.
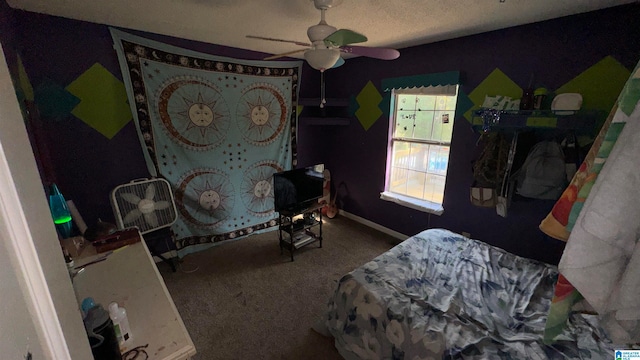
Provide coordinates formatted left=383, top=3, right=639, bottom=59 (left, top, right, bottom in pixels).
left=72, top=232, right=196, bottom=359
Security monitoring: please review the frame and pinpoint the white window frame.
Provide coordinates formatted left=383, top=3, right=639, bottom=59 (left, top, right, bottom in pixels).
left=380, top=85, right=459, bottom=215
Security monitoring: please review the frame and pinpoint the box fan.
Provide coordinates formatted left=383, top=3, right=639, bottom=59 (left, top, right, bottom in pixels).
left=110, top=178, right=177, bottom=234
left=110, top=178, right=178, bottom=270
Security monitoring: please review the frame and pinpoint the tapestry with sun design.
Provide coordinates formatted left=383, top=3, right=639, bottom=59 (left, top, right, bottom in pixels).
left=110, top=29, right=303, bottom=256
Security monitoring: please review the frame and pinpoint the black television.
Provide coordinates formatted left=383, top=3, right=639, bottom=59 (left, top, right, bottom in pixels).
left=273, top=164, right=324, bottom=212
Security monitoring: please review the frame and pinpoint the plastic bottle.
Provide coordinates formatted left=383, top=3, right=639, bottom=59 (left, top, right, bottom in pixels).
left=108, top=302, right=132, bottom=346
left=63, top=248, right=74, bottom=270
left=519, top=88, right=534, bottom=110
left=81, top=297, right=96, bottom=317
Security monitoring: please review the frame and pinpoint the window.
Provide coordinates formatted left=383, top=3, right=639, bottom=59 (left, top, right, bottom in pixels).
left=381, top=85, right=459, bottom=215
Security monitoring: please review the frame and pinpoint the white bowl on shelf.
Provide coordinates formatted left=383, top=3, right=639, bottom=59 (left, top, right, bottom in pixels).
left=551, top=93, right=582, bottom=115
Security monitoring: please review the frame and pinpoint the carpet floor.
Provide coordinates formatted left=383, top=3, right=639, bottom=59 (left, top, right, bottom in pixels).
left=157, top=215, right=401, bottom=360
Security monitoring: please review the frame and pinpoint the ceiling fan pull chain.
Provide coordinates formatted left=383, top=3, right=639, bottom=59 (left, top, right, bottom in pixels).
left=320, top=71, right=326, bottom=108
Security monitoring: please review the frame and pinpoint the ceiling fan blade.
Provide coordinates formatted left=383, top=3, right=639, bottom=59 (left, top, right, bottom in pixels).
left=332, top=57, right=345, bottom=68
left=324, top=29, right=367, bottom=47
left=340, top=45, right=400, bottom=60
left=246, top=35, right=311, bottom=47
left=264, top=49, right=307, bottom=61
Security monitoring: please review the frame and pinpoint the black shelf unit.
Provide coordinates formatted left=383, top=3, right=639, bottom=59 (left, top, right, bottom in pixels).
left=298, top=98, right=351, bottom=126
left=278, top=203, right=323, bottom=261
left=471, top=109, right=604, bottom=134
left=298, top=98, right=349, bottom=107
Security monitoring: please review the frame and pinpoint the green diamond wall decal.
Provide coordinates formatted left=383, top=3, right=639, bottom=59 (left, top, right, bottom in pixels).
left=355, top=80, right=383, bottom=131
left=456, top=90, right=474, bottom=120
left=465, top=68, right=522, bottom=122
left=34, top=78, right=80, bottom=120
left=66, top=63, right=132, bottom=139
left=17, top=55, right=34, bottom=101
left=555, top=56, right=630, bottom=117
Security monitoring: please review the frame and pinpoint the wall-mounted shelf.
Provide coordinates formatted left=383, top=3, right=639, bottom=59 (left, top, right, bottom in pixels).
left=471, top=108, right=604, bottom=133
left=298, top=98, right=350, bottom=107
left=298, top=98, right=351, bottom=126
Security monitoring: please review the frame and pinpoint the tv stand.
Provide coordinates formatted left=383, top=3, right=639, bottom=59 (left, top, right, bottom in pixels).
left=278, top=202, right=323, bottom=261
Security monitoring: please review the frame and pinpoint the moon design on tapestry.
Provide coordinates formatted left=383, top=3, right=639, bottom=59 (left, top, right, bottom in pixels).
left=157, top=76, right=230, bottom=151
left=174, top=168, right=235, bottom=229
left=236, top=83, right=288, bottom=146
left=241, top=161, right=284, bottom=216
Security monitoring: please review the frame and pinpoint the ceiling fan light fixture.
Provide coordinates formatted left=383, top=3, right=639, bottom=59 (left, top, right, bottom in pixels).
left=312, top=0, right=343, bottom=10
left=247, top=0, right=399, bottom=71
left=307, top=23, right=338, bottom=42
left=304, top=48, right=341, bottom=71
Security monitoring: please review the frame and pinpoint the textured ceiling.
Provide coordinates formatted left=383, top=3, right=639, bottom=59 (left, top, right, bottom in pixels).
left=7, top=0, right=635, bottom=60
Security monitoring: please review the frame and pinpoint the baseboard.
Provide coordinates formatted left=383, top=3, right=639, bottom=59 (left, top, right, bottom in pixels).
left=338, top=210, right=409, bottom=240
left=155, top=212, right=407, bottom=261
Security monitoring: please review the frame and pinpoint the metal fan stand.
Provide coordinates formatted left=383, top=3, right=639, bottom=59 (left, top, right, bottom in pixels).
left=143, top=228, right=177, bottom=272
left=110, top=178, right=179, bottom=272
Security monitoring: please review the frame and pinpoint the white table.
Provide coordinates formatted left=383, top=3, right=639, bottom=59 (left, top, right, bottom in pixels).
left=73, top=234, right=196, bottom=360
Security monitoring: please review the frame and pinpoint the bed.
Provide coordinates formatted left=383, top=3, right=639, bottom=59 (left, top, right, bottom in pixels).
left=322, top=228, right=615, bottom=359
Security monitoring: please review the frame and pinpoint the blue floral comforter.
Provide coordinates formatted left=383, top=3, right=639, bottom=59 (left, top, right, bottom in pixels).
left=325, top=228, right=614, bottom=359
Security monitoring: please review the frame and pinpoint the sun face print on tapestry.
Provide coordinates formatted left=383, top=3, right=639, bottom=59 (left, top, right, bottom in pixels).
left=110, top=29, right=302, bottom=255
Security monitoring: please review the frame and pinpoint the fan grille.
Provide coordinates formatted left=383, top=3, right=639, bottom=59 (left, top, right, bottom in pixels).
left=110, top=178, right=178, bottom=234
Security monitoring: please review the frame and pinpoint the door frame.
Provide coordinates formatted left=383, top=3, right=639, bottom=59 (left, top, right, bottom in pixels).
left=0, top=43, right=71, bottom=359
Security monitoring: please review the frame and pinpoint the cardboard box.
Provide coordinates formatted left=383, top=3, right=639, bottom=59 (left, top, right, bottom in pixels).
left=61, top=236, right=87, bottom=258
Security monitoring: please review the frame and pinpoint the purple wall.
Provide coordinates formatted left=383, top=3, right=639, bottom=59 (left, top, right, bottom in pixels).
left=3, top=2, right=640, bottom=263
left=0, top=1, right=18, bottom=82
left=298, top=3, right=640, bottom=264
left=5, top=6, right=316, bottom=229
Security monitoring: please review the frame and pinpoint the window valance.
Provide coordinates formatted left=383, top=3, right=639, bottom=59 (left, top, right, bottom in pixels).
left=381, top=71, right=460, bottom=92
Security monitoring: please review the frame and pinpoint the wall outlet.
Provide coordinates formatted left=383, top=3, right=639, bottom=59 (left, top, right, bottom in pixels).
left=462, top=232, right=471, bottom=238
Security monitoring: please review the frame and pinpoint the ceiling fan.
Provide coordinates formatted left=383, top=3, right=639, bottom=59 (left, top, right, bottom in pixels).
left=246, top=0, right=400, bottom=72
